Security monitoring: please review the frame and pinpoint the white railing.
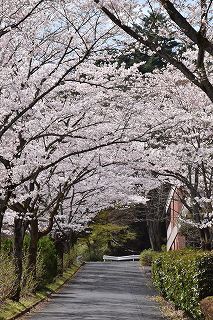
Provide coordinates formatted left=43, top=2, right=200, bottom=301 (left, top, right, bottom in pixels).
left=103, top=255, right=140, bottom=262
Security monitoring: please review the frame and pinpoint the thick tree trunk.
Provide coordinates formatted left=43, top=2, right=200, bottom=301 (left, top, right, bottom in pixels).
left=200, top=227, right=212, bottom=251
left=11, top=218, right=25, bottom=301
left=146, top=220, right=163, bottom=251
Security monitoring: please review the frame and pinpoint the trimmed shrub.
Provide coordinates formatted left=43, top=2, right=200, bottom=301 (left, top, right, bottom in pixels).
left=140, top=249, right=157, bottom=266
left=152, top=250, right=213, bottom=319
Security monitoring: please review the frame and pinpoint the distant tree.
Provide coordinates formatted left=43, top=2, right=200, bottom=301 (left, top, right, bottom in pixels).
left=80, top=211, right=136, bottom=260
left=117, top=12, right=186, bottom=73
left=94, top=0, right=213, bottom=102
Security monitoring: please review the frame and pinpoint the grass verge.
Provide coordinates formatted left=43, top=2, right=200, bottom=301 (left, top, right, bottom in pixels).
left=0, top=264, right=82, bottom=320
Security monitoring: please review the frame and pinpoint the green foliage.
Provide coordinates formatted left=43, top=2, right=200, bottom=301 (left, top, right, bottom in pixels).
left=0, top=264, right=80, bottom=320
left=152, top=250, right=213, bottom=319
left=64, top=248, right=77, bottom=269
left=21, top=255, right=44, bottom=297
left=37, top=236, right=57, bottom=284
left=71, top=241, right=89, bottom=262
left=0, top=238, right=45, bottom=299
left=78, top=211, right=137, bottom=261
left=1, top=238, right=13, bottom=253
left=116, top=11, right=186, bottom=74
left=23, top=234, right=30, bottom=253
left=140, top=249, right=157, bottom=266
left=161, top=245, right=167, bottom=252
left=0, top=235, right=78, bottom=302
left=0, top=252, right=16, bottom=301
left=22, top=235, right=57, bottom=286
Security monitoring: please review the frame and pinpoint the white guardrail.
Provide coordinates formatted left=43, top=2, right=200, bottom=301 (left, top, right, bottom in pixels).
left=103, top=255, right=140, bottom=262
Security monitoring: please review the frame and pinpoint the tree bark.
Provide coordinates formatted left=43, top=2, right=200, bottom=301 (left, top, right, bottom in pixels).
left=146, top=220, right=163, bottom=251
left=11, top=218, right=25, bottom=301
left=200, top=227, right=212, bottom=251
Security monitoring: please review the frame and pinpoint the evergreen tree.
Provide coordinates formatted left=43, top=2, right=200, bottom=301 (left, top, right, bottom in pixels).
left=117, top=12, right=186, bottom=73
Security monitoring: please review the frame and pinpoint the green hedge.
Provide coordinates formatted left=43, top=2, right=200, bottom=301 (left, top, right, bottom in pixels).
left=140, top=249, right=157, bottom=266
left=152, top=250, right=213, bottom=319
left=38, top=236, right=57, bottom=284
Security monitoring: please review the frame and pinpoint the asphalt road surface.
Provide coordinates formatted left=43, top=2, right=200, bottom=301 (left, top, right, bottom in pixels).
left=24, top=262, right=164, bottom=320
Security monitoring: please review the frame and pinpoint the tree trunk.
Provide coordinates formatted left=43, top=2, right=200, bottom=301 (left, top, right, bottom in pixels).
left=200, top=227, right=212, bottom=251
left=11, top=218, right=25, bottom=301
left=146, top=220, right=163, bottom=251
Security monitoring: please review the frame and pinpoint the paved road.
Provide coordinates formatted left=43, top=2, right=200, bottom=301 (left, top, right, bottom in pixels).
left=24, top=262, right=164, bottom=320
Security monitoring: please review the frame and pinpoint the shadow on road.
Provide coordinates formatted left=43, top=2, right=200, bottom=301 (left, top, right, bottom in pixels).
left=24, top=262, right=164, bottom=320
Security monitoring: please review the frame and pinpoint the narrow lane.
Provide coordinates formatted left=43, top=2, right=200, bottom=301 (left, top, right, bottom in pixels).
left=24, top=262, right=164, bottom=320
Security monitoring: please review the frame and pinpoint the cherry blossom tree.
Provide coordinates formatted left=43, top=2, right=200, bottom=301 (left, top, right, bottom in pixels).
left=2, top=1, right=213, bottom=303
left=1, top=52, right=153, bottom=300
left=0, top=0, right=144, bottom=300
left=0, top=0, right=122, bottom=244
left=123, top=66, right=213, bottom=249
